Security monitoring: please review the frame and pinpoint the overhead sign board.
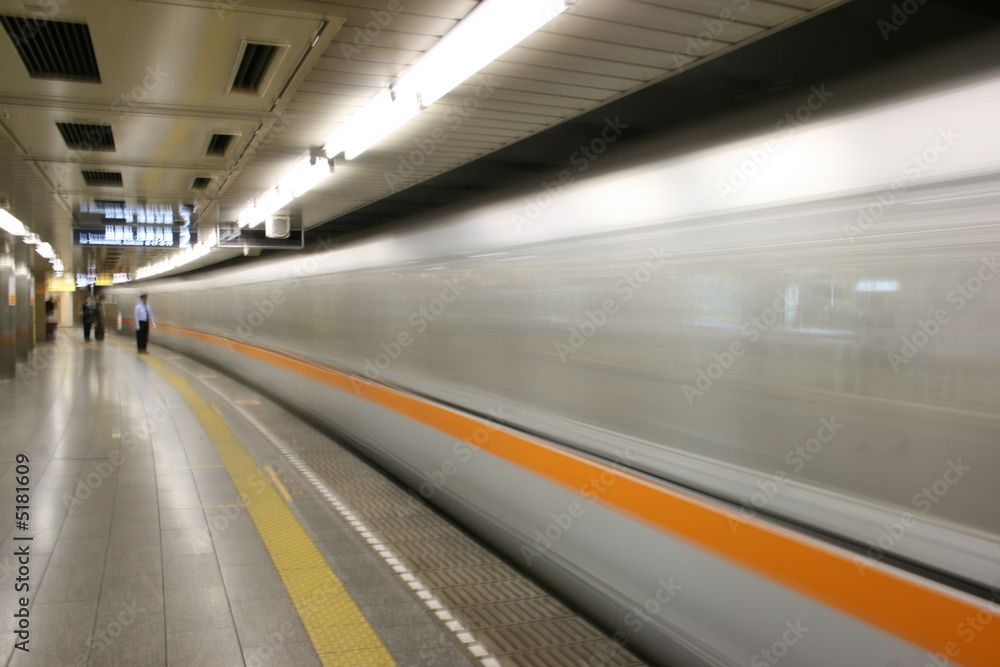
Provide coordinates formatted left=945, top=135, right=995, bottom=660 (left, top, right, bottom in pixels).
left=47, top=276, right=76, bottom=292
left=73, top=226, right=196, bottom=248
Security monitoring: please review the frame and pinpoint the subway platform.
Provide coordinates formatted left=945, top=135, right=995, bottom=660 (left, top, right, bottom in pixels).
left=0, top=327, right=647, bottom=666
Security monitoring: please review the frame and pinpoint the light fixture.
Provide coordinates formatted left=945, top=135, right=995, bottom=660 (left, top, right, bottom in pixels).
left=238, top=153, right=332, bottom=227
left=228, top=0, right=572, bottom=247
left=326, top=0, right=571, bottom=161
left=325, top=88, right=420, bottom=160
left=0, top=210, right=27, bottom=236
left=395, top=0, right=572, bottom=110
left=35, top=242, right=56, bottom=259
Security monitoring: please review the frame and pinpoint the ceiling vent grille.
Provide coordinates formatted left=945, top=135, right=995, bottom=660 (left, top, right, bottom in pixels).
left=81, top=170, right=123, bottom=187
left=206, top=133, right=235, bottom=156
left=230, top=43, right=277, bottom=92
left=189, top=177, right=212, bottom=190
left=0, top=16, right=101, bottom=82
left=56, top=122, right=115, bottom=151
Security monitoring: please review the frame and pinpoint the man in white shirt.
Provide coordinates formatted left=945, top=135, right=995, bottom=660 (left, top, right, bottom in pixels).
left=134, top=294, right=155, bottom=353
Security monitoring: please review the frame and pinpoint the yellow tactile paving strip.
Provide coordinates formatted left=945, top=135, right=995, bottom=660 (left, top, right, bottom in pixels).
left=142, top=354, right=397, bottom=667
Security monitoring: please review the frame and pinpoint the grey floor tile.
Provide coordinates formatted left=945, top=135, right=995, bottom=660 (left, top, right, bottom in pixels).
left=231, top=596, right=308, bottom=646
left=163, top=552, right=224, bottom=589
left=160, top=527, right=214, bottom=556
left=108, top=520, right=161, bottom=548
left=105, top=543, right=162, bottom=579
left=47, top=537, right=107, bottom=570
left=34, top=563, right=104, bottom=604
left=165, top=586, right=234, bottom=633
left=159, top=507, right=208, bottom=531
left=96, top=574, right=164, bottom=617
left=220, top=563, right=289, bottom=602
left=204, top=506, right=257, bottom=539
left=8, top=643, right=92, bottom=667
left=242, top=641, right=322, bottom=667
left=58, top=513, right=113, bottom=540
left=28, top=600, right=99, bottom=650
left=87, top=611, right=166, bottom=667
left=113, top=499, right=161, bottom=524
left=213, top=535, right=271, bottom=566
left=166, top=626, right=244, bottom=667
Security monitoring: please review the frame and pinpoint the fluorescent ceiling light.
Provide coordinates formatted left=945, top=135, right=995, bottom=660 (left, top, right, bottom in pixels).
left=395, top=0, right=573, bottom=108
left=326, top=0, right=570, bottom=161
left=234, top=0, right=571, bottom=240
left=238, top=155, right=331, bottom=227
left=326, top=88, right=420, bottom=160
left=279, top=154, right=332, bottom=199
left=0, top=210, right=28, bottom=236
left=35, top=242, right=56, bottom=259
left=395, top=0, right=571, bottom=110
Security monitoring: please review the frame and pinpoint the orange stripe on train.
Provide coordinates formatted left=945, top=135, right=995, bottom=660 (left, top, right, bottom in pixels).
left=157, top=322, right=1000, bottom=667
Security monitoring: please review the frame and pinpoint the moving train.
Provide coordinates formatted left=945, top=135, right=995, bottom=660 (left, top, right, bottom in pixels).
left=110, top=51, right=1000, bottom=666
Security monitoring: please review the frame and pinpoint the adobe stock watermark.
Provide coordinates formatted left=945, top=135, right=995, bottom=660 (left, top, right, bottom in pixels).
left=74, top=599, right=145, bottom=666
left=877, top=0, right=928, bottom=41
left=854, top=458, right=971, bottom=574
left=624, top=576, right=683, bottom=634
left=716, top=84, right=833, bottom=201
left=580, top=575, right=683, bottom=666
left=683, top=289, right=788, bottom=405
left=844, top=126, right=958, bottom=241
left=339, top=0, right=410, bottom=62
left=111, top=65, right=170, bottom=117
left=16, top=334, right=72, bottom=384
left=60, top=396, right=184, bottom=511
left=384, top=73, right=499, bottom=192
left=234, top=235, right=339, bottom=340
left=920, top=589, right=999, bottom=667
left=727, top=416, right=843, bottom=534
left=521, top=450, right=634, bottom=567
left=417, top=406, right=510, bottom=499
left=512, top=115, right=629, bottom=233
left=888, top=255, right=997, bottom=372
left=245, top=621, right=296, bottom=667
left=750, top=620, right=810, bottom=666
left=48, top=64, right=170, bottom=186
left=357, top=278, right=466, bottom=383
left=554, top=246, right=670, bottom=363
left=2, top=1, right=74, bottom=48
left=671, top=0, right=753, bottom=71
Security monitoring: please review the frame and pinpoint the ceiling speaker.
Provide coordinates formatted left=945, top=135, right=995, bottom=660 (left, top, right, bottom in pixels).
left=265, top=214, right=290, bottom=239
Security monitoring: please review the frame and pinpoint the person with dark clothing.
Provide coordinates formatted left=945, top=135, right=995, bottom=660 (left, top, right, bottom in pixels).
left=81, top=297, right=95, bottom=342
left=45, top=297, right=56, bottom=340
left=94, top=295, right=106, bottom=341
left=134, top=294, right=154, bottom=353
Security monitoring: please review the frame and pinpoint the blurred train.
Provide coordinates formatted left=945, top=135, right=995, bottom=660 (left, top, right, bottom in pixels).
left=110, top=53, right=1000, bottom=666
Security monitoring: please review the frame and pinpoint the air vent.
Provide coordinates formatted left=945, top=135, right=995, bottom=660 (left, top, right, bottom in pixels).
left=0, top=17, right=100, bottom=83
left=56, top=122, right=115, bottom=151
left=189, top=177, right=212, bottom=190
left=206, top=133, right=235, bottom=156
left=230, top=43, right=277, bottom=92
left=81, top=170, right=123, bottom=187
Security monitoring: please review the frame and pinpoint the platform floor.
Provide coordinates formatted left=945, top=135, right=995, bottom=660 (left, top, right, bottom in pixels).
left=0, top=329, right=647, bottom=666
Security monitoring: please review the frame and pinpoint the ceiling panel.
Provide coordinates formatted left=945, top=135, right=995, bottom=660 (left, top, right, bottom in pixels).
left=0, top=0, right=849, bottom=281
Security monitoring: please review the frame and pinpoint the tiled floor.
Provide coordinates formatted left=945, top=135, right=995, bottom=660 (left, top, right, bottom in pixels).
left=0, top=334, right=318, bottom=666
left=0, top=331, right=648, bottom=666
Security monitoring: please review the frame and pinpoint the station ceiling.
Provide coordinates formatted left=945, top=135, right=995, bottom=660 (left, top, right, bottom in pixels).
left=0, top=0, right=997, bottom=281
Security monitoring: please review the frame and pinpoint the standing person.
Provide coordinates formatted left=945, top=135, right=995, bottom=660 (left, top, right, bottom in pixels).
left=134, top=294, right=155, bottom=353
left=94, top=295, right=106, bottom=342
left=81, top=297, right=95, bottom=342
left=45, top=296, right=56, bottom=340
